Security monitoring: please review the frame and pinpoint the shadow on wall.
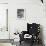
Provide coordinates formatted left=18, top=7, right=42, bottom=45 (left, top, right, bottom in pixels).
left=40, top=25, right=45, bottom=46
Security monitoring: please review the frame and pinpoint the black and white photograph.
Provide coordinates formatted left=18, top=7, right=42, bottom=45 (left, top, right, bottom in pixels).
left=0, top=0, right=46, bottom=46
left=17, top=9, right=25, bottom=19
left=17, top=9, right=24, bottom=18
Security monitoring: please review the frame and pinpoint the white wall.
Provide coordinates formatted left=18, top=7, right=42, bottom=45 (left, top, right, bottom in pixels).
left=9, top=0, right=46, bottom=46
left=9, top=0, right=43, bottom=38
left=0, top=0, right=8, bottom=3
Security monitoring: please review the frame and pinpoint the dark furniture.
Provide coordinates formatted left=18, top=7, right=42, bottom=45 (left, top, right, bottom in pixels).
left=19, top=23, right=41, bottom=46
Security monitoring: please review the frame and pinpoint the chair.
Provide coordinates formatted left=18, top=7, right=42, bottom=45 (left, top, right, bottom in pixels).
left=19, top=23, right=40, bottom=46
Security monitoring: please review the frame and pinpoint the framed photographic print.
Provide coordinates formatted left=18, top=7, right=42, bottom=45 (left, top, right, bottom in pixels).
left=17, top=9, right=26, bottom=20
